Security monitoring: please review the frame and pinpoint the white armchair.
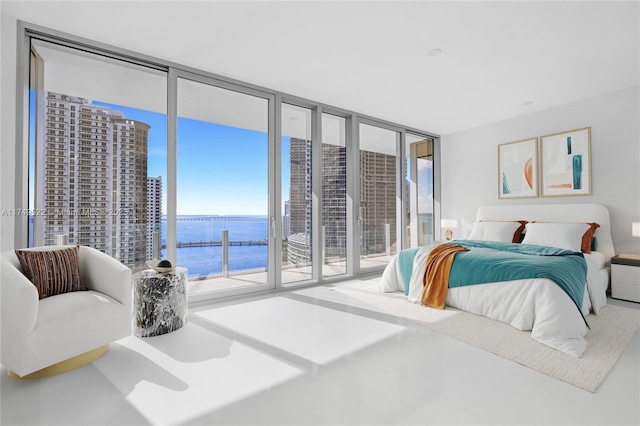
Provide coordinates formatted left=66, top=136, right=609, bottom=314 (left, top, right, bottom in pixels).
left=1, top=245, right=132, bottom=378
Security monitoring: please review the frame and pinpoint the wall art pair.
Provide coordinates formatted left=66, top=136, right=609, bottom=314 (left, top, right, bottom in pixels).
left=498, top=127, right=591, bottom=199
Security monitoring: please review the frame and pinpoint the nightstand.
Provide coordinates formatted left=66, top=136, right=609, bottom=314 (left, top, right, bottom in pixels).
left=611, top=255, right=640, bottom=303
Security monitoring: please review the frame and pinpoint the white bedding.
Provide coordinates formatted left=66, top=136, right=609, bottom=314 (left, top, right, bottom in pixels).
left=379, top=242, right=609, bottom=357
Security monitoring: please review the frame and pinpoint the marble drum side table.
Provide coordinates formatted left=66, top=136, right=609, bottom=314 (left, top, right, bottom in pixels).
left=133, top=267, right=188, bottom=337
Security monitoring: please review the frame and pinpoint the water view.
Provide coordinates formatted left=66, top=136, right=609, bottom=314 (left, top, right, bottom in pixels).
left=160, top=216, right=269, bottom=278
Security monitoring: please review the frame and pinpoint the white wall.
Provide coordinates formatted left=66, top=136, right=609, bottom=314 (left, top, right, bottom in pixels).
left=441, top=86, right=640, bottom=255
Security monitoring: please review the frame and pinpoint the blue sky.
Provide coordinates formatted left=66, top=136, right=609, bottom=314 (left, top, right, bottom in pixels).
left=93, top=102, right=286, bottom=216
left=176, top=115, right=270, bottom=215
left=417, top=159, right=434, bottom=214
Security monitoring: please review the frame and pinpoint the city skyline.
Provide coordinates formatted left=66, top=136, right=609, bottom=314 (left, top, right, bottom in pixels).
left=89, top=99, right=434, bottom=216
left=36, top=95, right=433, bottom=217
left=30, top=90, right=432, bottom=272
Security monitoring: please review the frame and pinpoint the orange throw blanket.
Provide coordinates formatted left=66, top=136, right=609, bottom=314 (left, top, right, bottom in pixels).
left=421, top=243, right=469, bottom=309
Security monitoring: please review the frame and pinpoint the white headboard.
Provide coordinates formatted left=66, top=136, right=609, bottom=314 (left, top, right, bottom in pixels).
left=476, top=203, right=614, bottom=263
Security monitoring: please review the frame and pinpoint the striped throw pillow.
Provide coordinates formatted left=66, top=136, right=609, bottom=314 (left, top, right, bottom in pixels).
left=15, top=246, right=85, bottom=299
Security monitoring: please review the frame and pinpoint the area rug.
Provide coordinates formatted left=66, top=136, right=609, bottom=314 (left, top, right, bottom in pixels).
left=332, top=279, right=640, bottom=393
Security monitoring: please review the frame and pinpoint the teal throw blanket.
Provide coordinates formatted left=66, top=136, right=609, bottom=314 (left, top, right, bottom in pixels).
left=448, top=240, right=588, bottom=325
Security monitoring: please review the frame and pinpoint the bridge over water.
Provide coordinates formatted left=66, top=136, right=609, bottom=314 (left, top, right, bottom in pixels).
left=172, top=216, right=267, bottom=222
left=158, top=216, right=269, bottom=249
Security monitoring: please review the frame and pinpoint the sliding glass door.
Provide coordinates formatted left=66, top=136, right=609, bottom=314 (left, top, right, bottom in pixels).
left=406, top=134, right=435, bottom=247
left=280, top=103, right=313, bottom=284
left=175, top=75, right=272, bottom=297
left=280, top=107, right=349, bottom=283
left=358, top=123, right=400, bottom=268
left=321, top=113, right=348, bottom=278
left=28, top=39, right=167, bottom=273
left=20, top=24, right=439, bottom=304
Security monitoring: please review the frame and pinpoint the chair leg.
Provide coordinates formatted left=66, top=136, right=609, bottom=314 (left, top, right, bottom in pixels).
left=8, top=345, right=109, bottom=379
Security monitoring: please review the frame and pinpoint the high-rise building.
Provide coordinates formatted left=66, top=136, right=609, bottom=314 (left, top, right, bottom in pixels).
left=321, top=143, right=347, bottom=260
left=359, top=150, right=397, bottom=255
left=282, top=200, right=290, bottom=239
left=286, top=138, right=394, bottom=264
left=288, top=138, right=312, bottom=237
left=34, top=91, right=150, bottom=270
left=147, top=176, right=163, bottom=260
left=286, top=138, right=313, bottom=265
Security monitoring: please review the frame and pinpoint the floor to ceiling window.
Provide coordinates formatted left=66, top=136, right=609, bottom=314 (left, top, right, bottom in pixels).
left=406, top=134, right=435, bottom=247
left=20, top=24, right=437, bottom=302
left=358, top=123, right=400, bottom=268
left=321, top=113, right=348, bottom=278
left=28, top=39, right=167, bottom=273
left=280, top=103, right=314, bottom=284
left=176, top=76, right=271, bottom=296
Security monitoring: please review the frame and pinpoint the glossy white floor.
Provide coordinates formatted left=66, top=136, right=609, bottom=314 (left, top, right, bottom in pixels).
left=2, top=276, right=639, bottom=426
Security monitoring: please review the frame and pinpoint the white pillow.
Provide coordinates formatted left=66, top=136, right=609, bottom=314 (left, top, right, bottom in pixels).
left=468, top=221, right=524, bottom=243
left=521, top=222, right=590, bottom=252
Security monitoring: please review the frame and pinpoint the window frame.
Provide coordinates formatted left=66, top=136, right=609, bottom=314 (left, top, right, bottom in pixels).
left=15, top=20, right=440, bottom=303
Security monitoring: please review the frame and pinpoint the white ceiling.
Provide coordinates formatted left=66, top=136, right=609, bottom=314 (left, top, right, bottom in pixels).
left=3, top=1, right=639, bottom=135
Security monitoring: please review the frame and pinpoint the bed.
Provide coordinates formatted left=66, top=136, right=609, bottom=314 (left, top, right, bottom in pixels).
left=379, top=203, right=614, bottom=357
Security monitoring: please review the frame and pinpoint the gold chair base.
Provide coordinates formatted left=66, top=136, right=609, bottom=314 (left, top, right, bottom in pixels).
left=8, top=345, right=109, bottom=379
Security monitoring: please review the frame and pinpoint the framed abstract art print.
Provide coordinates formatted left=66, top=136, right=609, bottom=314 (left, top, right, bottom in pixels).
left=540, top=127, right=591, bottom=197
left=498, top=137, right=538, bottom=199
